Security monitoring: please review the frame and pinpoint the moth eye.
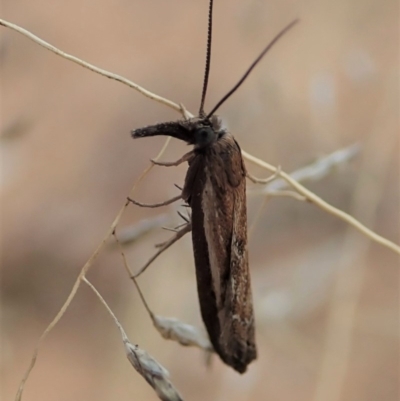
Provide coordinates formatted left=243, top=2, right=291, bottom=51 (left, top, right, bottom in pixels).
left=194, top=127, right=215, bottom=147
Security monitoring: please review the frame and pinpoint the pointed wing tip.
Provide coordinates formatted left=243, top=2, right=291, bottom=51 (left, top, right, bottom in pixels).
left=218, top=342, right=257, bottom=374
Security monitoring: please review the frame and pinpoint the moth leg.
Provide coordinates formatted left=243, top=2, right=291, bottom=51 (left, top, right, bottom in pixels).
left=127, top=194, right=181, bottom=208
left=177, top=210, right=190, bottom=223
left=161, top=226, right=180, bottom=233
left=133, top=222, right=192, bottom=278
left=160, top=209, right=190, bottom=234
left=247, top=165, right=282, bottom=184
left=151, top=150, right=195, bottom=167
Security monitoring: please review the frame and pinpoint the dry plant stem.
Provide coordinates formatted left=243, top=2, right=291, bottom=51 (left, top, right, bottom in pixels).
left=14, top=205, right=125, bottom=401
left=242, top=150, right=400, bottom=254
left=179, top=103, right=192, bottom=120
left=266, top=190, right=307, bottom=201
left=133, top=223, right=192, bottom=278
left=0, top=19, right=182, bottom=114
left=83, top=277, right=184, bottom=401
left=248, top=144, right=357, bottom=237
left=248, top=145, right=359, bottom=235
left=15, top=138, right=172, bottom=401
left=247, top=166, right=281, bottom=184
left=82, top=277, right=127, bottom=334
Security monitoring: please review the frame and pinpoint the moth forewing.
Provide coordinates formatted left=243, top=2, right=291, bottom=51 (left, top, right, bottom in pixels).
left=180, top=126, right=256, bottom=373
left=213, top=136, right=255, bottom=372
left=226, top=176, right=256, bottom=368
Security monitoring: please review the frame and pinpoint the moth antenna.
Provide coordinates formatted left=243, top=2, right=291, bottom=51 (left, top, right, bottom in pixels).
left=198, top=0, right=214, bottom=117
left=206, top=19, right=299, bottom=119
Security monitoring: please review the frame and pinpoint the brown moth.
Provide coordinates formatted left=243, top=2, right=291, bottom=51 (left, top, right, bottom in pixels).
left=130, top=0, right=298, bottom=373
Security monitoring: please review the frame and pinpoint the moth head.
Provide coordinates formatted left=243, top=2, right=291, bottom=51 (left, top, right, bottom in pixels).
left=131, top=115, right=224, bottom=148
left=191, top=115, right=223, bottom=149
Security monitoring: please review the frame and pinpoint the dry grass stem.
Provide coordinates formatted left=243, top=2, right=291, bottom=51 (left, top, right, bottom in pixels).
left=0, top=19, right=182, bottom=114
left=82, top=277, right=126, bottom=333
left=243, top=150, right=400, bottom=254
left=265, top=190, right=307, bottom=201
left=14, top=204, right=126, bottom=401
left=15, top=139, right=171, bottom=401
left=83, top=278, right=184, bottom=401
left=247, top=165, right=282, bottom=184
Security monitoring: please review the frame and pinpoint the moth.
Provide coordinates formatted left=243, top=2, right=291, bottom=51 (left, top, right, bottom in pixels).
left=130, top=0, right=298, bottom=373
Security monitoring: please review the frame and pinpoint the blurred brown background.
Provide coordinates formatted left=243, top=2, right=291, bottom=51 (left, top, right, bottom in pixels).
left=1, top=0, right=399, bottom=400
